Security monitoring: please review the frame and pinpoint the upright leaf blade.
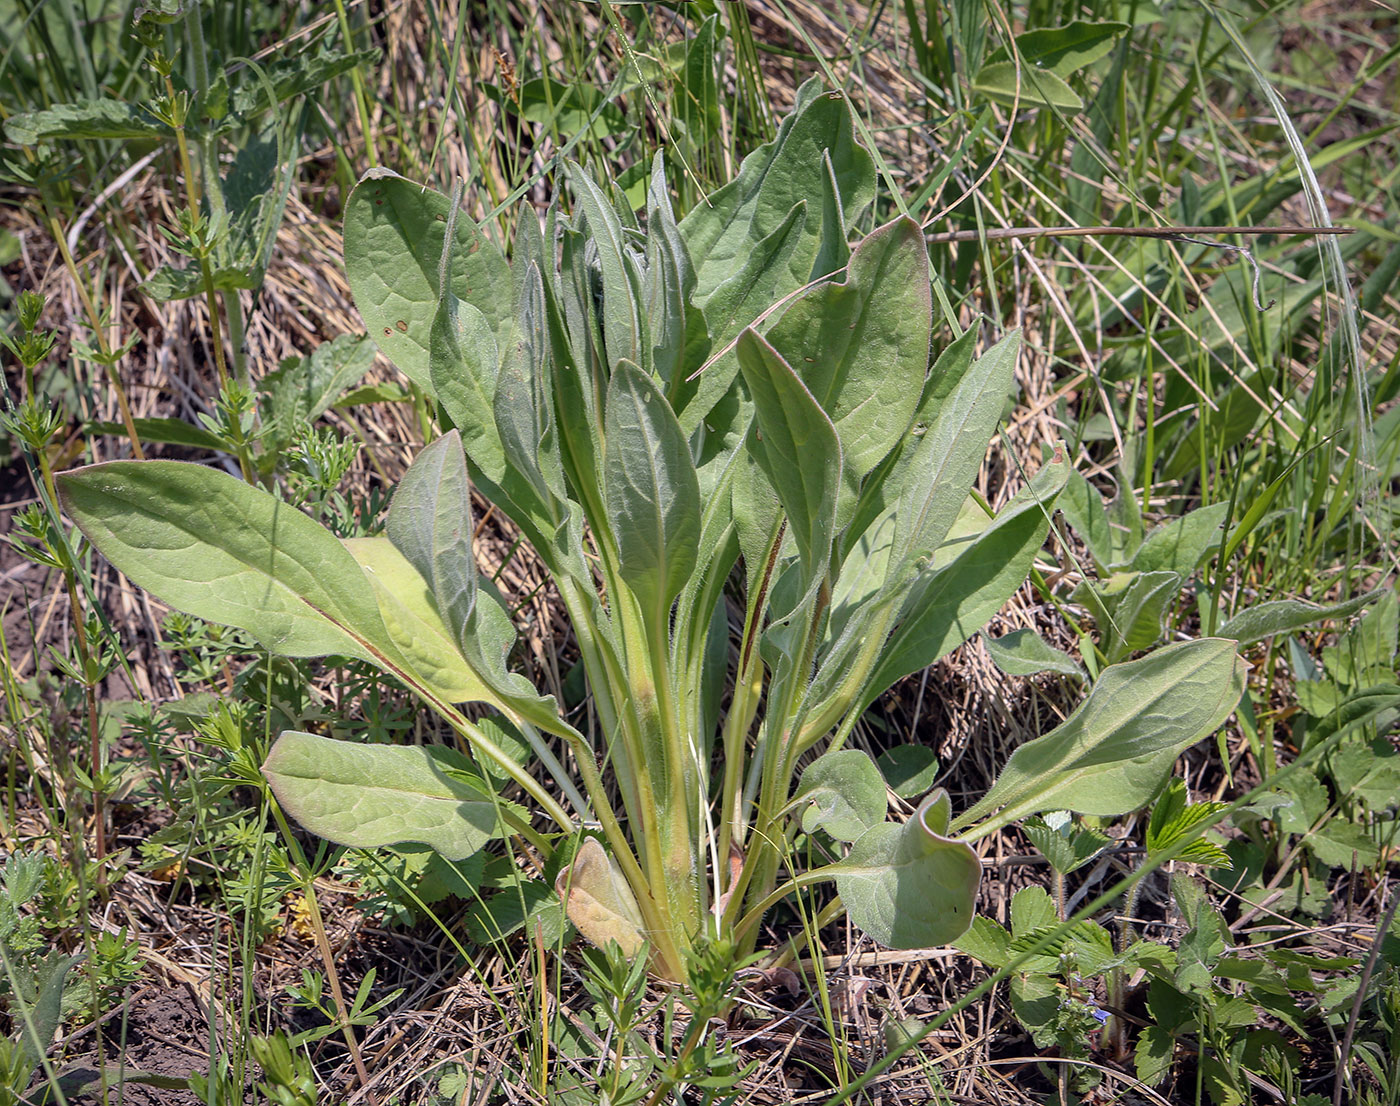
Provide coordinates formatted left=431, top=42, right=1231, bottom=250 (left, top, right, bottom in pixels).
left=430, top=293, right=505, bottom=482
left=765, top=216, right=932, bottom=478
left=343, top=537, right=494, bottom=706
left=883, top=331, right=1022, bottom=592
left=568, top=163, right=643, bottom=371
left=386, top=431, right=477, bottom=655
left=736, top=330, right=842, bottom=588
left=679, top=81, right=874, bottom=302
left=344, top=170, right=513, bottom=392
left=604, top=360, right=702, bottom=618
left=836, top=448, right=1069, bottom=716
left=673, top=200, right=809, bottom=439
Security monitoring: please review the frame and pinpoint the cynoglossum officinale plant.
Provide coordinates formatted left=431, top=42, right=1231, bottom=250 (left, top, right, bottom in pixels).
left=58, top=82, right=1245, bottom=985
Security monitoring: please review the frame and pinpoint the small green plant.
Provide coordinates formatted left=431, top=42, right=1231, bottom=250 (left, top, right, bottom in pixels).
left=57, top=87, right=1245, bottom=988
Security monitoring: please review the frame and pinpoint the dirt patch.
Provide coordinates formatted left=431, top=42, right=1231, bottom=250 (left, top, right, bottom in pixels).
left=48, top=986, right=257, bottom=1106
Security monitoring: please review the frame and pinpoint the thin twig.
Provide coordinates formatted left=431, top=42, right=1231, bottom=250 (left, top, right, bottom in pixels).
left=925, top=224, right=1352, bottom=310
left=924, top=223, right=1354, bottom=243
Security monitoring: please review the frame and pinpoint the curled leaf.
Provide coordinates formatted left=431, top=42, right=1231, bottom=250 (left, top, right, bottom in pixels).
left=835, top=790, right=981, bottom=949
left=556, top=838, right=647, bottom=960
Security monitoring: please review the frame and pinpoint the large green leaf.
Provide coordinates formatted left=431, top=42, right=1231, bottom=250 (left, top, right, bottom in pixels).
left=674, top=200, right=809, bottom=440
left=429, top=293, right=504, bottom=480
left=678, top=79, right=874, bottom=303
left=344, top=171, right=513, bottom=393
left=847, top=449, right=1069, bottom=715
left=1218, top=590, right=1382, bottom=646
left=1130, top=502, right=1229, bottom=575
left=494, top=264, right=567, bottom=505
left=263, top=730, right=501, bottom=861
left=604, top=360, right=702, bottom=620
left=764, top=216, right=931, bottom=479
left=954, top=639, right=1246, bottom=834
left=58, top=462, right=387, bottom=663
left=643, top=154, right=696, bottom=391
left=429, top=283, right=582, bottom=584
left=984, top=628, right=1085, bottom=680
left=987, top=20, right=1129, bottom=78
left=835, top=790, right=981, bottom=948
left=888, top=330, right=1023, bottom=582
left=972, top=62, right=1084, bottom=113
left=387, top=431, right=477, bottom=655
left=342, top=537, right=492, bottom=706
left=736, top=330, right=841, bottom=589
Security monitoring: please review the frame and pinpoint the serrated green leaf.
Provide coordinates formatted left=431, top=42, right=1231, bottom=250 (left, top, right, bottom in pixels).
left=954, top=915, right=1013, bottom=968
left=1130, top=502, right=1229, bottom=575
left=1172, top=874, right=1226, bottom=996
left=465, top=879, right=566, bottom=946
left=4, top=98, right=169, bottom=144
left=1010, top=885, right=1058, bottom=937
left=1023, top=814, right=1110, bottom=876
left=1146, top=778, right=1233, bottom=868
left=1135, top=1025, right=1175, bottom=1087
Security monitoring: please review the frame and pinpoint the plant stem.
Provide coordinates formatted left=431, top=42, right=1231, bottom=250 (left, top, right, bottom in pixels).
left=36, top=443, right=106, bottom=871
left=43, top=213, right=144, bottom=459
left=268, top=802, right=377, bottom=1104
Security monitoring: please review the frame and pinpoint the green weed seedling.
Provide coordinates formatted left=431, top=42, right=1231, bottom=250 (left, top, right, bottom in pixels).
left=57, top=87, right=1246, bottom=988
